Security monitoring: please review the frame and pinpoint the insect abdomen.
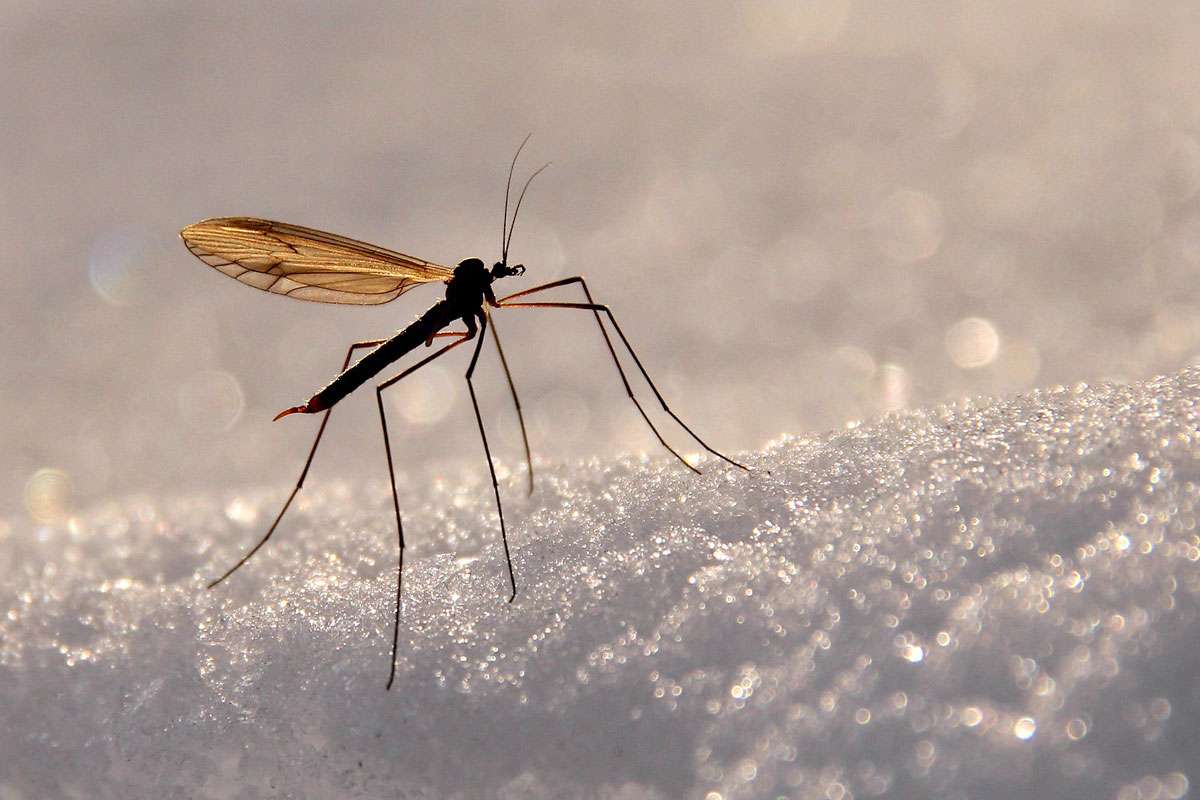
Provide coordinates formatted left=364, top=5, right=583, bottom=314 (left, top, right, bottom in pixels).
left=312, top=301, right=452, bottom=409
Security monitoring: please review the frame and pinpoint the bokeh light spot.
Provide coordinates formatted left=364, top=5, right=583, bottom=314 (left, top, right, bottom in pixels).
left=1014, top=716, right=1037, bottom=740
left=879, top=363, right=911, bottom=411
left=946, top=317, right=1001, bottom=369
left=176, top=370, right=246, bottom=432
left=88, top=228, right=154, bottom=307
left=1066, top=718, right=1088, bottom=740
left=872, top=189, right=945, bottom=264
left=532, top=388, right=590, bottom=446
left=392, top=363, right=456, bottom=426
left=25, top=468, right=73, bottom=524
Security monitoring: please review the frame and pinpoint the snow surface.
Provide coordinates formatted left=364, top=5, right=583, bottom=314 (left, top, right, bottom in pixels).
left=5, top=369, right=1200, bottom=799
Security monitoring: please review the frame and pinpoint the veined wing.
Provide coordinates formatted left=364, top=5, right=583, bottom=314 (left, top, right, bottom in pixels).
left=179, top=217, right=453, bottom=305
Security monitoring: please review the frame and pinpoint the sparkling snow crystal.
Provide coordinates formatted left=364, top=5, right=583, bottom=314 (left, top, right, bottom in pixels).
left=5, top=369, right=1200, bottom=798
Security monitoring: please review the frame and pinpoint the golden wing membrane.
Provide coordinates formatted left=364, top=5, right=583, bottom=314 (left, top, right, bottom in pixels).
left=179, top=217, right=453, bottom=305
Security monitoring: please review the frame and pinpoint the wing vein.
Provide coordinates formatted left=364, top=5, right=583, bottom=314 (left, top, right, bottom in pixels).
left=179, top=217, right=453, bottom=306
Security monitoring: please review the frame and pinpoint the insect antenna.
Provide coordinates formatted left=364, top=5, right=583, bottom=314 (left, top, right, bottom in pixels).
left=503, top=161, right=551, bottom=263
left=502, top=134, right=533, bottom=267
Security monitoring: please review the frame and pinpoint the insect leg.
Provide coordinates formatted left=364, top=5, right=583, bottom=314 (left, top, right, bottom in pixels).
left=497, top=280, right=696, bottom=472
left=376, top=334, right=473, bottom=690
left=498, top=296, right=695, bottom=473
left=497, top=279, right=748, bottom=472
left=207, top=338, right=388, bottom=590
left=488, top=315, right=535, bottom=495
left=462, top=315, right=518, bottom=603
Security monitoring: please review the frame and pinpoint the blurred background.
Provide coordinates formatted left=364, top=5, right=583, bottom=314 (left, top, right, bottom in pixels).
left=5, top=0, right=1200, bottom=520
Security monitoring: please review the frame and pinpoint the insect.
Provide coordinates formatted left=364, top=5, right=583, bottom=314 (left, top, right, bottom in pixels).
left=180, top=139, right=747, bottom=688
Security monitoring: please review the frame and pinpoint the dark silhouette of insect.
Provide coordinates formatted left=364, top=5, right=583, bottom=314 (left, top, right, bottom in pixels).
left=180, top=138, right=747, bottom=688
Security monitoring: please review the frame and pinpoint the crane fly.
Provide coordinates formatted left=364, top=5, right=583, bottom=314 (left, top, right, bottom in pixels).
left=180, top=138, right=748, bottom=689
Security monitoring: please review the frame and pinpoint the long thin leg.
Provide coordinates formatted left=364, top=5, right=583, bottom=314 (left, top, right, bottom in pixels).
left=498, top=279, right=698, bottom=472
left=376, top=334, right=473, bottom=690
left=498, top=278, right=748, bottom=472
left=503, top=293, right=696, bottom=474
left=465, top=314, right=518, bottom=603
left=489, top=316, right=535, bottom=495
left=207, top=338, right=388, bottom=589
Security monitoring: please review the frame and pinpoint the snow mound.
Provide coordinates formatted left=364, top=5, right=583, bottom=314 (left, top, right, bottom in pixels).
left=6, top=369, right=1200, bottom=798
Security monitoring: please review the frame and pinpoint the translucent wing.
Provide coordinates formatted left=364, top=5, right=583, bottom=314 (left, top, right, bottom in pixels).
left=179, top=217, right=453, bottom=305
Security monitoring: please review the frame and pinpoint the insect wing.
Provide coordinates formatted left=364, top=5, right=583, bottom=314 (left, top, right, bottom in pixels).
left=180, top=217, right=454, bottom=305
